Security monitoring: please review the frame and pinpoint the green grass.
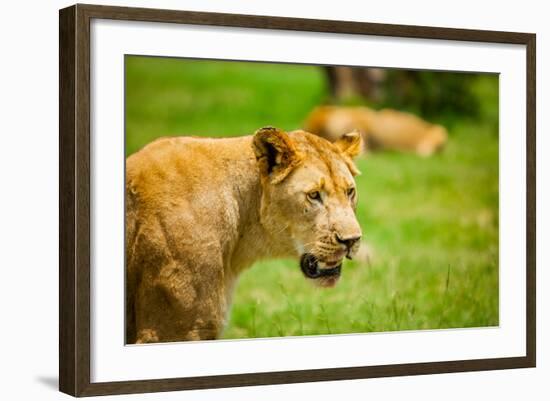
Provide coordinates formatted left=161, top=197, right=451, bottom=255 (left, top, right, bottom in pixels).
left=125, top=56, right=326, bottom=156
left=125, top=55, right=499, bottom=339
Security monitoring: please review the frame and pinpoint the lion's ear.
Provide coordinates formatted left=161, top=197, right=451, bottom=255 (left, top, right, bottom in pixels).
left=334, top=131, right=363, bottom=159
left=252, top=126, right=302, bottom=184
left=335, top=131, right=362, bottom=176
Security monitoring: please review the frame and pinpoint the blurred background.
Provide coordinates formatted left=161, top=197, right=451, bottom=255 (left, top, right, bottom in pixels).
left=125, top=56, right=499, bottom=339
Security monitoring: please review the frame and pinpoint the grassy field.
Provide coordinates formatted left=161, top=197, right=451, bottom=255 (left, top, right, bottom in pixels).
left=125, top=56, right=499, bottom=339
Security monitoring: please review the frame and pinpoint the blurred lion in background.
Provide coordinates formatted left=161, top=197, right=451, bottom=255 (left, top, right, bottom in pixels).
left=304, top=106, right=448, bottom=157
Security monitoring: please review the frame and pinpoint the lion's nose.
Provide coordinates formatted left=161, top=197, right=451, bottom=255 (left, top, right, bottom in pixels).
left=335, top=233, right=361, bottom=250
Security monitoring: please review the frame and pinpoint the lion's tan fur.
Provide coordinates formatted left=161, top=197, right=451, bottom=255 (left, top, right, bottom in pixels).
left=304, top=106, right=448, bottom=156
left=126, top=128, right=362, bottom=343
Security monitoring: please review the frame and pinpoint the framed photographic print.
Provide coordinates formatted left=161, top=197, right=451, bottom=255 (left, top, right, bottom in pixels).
left=59, top=3, right=536, bottom=397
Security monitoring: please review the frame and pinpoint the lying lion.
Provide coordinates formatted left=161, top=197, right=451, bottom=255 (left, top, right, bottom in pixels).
left=125, top=127, right=363, bottom=343
left=304, top=106, right=448, bottom=156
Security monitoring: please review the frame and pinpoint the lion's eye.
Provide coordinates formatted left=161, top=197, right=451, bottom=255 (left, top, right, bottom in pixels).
left=347, top=187, right=356, bottom=198
left=307, top=191, right=322, bottom=202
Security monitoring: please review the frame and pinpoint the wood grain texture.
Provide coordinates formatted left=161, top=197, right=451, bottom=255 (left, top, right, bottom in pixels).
left=75, top=4, right=92, bottom=396
left=78, top=3, right=532, bottom=44
left=78, top=357, right=533, bottom=396
left=59, top=4, right=92, bottom=396
left=58, top=3, right=537, bottom=397
left=59, top=5, right=76, bottom=396
left=525, top=34, right=536, bottom=367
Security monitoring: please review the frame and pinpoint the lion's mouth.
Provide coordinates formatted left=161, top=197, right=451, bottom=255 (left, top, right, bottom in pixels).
left=300, top=253, right=342, bottom=280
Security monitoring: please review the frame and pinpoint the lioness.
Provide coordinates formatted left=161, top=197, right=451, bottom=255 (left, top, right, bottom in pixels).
left=126, top=127, right=363, bottom=343
left=304, top=106, right=448, bottom=157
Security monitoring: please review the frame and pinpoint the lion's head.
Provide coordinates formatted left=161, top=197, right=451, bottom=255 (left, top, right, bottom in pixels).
left=252, top=126, right=363, bottom=287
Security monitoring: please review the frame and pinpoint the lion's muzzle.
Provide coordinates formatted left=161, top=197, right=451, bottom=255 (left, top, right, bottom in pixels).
left=300, top=253, right=342, bottom=279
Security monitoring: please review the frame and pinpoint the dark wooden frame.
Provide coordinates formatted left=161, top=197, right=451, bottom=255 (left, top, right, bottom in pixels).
left=59, top=3, right=536, bottom=397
